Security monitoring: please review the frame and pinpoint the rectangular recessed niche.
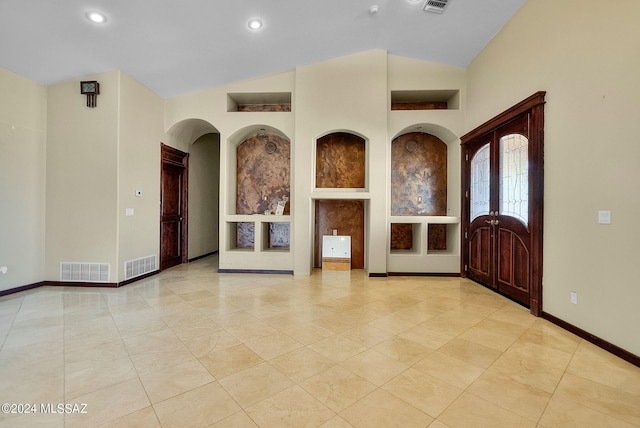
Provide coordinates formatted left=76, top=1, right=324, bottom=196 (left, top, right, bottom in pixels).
left=390, top=223, right=421, bottom=254
left=227, top=92, right=292, bottom=112
left=263, top=222, right=290, bottom=251
left=391, top=90, right=459, bottom=110
left=428, top=224, right=447, bottom=250
left=391, top=223, right=414, bottom=250
left=228, top=222, right=255, bottom=250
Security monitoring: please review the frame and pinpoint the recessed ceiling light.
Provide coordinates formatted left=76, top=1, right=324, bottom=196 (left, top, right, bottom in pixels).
left=248, top=19, right=263, bottom=30
left=86, top=11, right=107, bottom=24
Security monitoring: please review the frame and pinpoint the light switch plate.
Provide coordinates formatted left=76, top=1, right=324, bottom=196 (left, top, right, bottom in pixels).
left=598, top=210, right=611, bottom=224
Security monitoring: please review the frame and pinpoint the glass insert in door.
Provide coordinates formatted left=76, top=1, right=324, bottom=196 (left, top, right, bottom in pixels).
left=499, top=134, right=529, bottom=225
left=470, top=143, right=490, bottom=221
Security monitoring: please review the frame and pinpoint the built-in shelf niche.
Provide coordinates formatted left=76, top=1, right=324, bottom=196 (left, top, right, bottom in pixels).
left=390, top=223, right=421, bottom=254
left=263, top=222, right=290, bottom=251
left=227, top=92, right=292, bottom=112
left=389, top=222, right=457, bottom=254
left=390, top=90, right=460, bottom=110
left=427, top=223, right=458, bottom=254
left=228, top=222, right=255, bottom=251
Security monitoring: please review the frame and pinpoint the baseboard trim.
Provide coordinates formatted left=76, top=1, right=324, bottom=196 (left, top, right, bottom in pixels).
left=217, top=269, right=293, bottom=275
left=0, top=281, right=46, bottom=297
left=47, top=281, right=119, bottom=288
left=387, top=272, right=461, bottom=277
left=368, top=273, right=388, bottom=277
left=542, top=311, right=640, bottom=368
left=188, top=251, right=218, bottom=263
left=118, top=270, right=160, bottom=287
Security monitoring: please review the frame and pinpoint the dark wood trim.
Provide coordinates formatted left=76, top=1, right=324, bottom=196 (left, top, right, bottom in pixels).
left=387, top=272, right=460, bottom=277
left=542, top=312, right=640, bottom=368
left=368, top=273, right=389, bottom=277
left=160, top=143, right=189, bottom=270
left=189, top=251, right=218, bottom=263
left=117, top=270, right=160, bottom=287
left=47, top=281, right=119, bottom=288
left=0, top=281, right=46, bottom=297
left=461, top=91, right=547, bottom=142
left=391, top=101, right=448, bottom=111
left=217, top=269, right=293, bottom=275
left=461, top=91, right=546, bottom=316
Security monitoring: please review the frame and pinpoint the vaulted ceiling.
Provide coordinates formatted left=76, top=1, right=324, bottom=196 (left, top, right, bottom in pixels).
left=0, top=0, right=526, bottom=98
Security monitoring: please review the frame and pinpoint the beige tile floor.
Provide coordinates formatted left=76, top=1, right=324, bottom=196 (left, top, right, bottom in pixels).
left=0, top=255, right=639, bottom=427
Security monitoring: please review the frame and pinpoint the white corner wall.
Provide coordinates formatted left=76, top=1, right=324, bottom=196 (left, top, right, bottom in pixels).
left=0, top=67, right=47, bottom=291
left=466, top=0, right=640, bottom=356
left=117, top=72, right=166, bottom=281
left=45, top=71, right=120, bottom=282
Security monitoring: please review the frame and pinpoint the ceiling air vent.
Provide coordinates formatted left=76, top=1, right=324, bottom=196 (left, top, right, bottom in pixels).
left=423, top=0, right=450, bottom=14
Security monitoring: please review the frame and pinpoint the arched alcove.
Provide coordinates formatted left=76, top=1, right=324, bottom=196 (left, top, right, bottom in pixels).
left=315, top=131, right=366, bottom=189
left=228, top=125, right=291, bottom=250
left=391, top=131, right=447, bottom=252
left=166, top=118, right=219, bottom=148
left=312, top=130, right=369, bottom=269
left=164, top=118, right=221, bottom=262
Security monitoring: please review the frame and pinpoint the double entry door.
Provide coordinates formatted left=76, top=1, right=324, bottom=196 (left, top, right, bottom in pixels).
left=461, top=93, right=545, bottom=315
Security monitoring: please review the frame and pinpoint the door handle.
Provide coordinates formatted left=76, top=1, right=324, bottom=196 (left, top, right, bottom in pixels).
left=485, top=220, right=494, bottom=225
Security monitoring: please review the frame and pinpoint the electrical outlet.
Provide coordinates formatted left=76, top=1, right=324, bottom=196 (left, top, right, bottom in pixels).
left=570, top=291, right=577, bottom=304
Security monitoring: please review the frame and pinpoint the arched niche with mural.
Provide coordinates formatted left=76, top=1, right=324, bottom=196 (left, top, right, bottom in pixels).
left=315, top=132, right=366, bottom=189
left=235, top=128, right=291, bottom=249
left=391, top=131, right=448, bottom=251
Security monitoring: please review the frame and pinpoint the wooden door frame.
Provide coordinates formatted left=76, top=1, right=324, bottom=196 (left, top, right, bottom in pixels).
left=160, top=143, right=189, bottom=270
left=461, top=92, right=545, bottom=316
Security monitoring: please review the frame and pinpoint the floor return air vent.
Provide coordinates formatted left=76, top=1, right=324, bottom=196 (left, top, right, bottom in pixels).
left=125, top=254, right=157, bottom=281
left=60, top=262, right=110, bottom=283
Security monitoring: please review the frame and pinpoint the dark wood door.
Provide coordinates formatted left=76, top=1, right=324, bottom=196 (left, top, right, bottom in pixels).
left=462, top=93, right=545, bottom=314
left=160, top=144, right=188, bottom=270
left=314, top=200, right=364, bottom=269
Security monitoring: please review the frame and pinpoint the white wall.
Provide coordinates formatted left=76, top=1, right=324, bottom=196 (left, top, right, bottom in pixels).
left=466, top=0, right=640, bottom=355
left=294, top=50, right=389, bottom=275
left=188, top=133, right=220, bottom=258
left=118, top=73, right=166, bottom=281
left=0, top=68, right=47, bottom=291
left=45, top=71, right=120, bottom=281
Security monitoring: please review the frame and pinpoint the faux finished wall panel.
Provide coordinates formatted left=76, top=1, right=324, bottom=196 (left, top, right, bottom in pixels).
left=391, top=132, right=448, bottom=251
left=236, top=133, right=290, bottom=248
left=236, top=133, right=290, bottom=215
left=391, top=132, right=447, bottom=216
left=390, top=223, right=413, bottom=250
left=315, top=132, right=365, bottom=188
